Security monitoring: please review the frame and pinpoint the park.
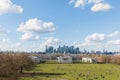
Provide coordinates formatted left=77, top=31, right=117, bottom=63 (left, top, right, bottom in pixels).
left=20, top=63, right=120, bottom=80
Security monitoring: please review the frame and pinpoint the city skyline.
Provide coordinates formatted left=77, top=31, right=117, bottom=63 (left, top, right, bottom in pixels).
left=0, top=0, right=120, bottom=52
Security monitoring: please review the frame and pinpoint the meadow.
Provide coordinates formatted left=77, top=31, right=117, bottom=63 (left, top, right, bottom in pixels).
left=20, top=63, right=120, bottom=80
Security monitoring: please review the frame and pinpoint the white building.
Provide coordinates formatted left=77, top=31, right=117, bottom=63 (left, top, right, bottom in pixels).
left=29, top=56, right=42, bottom=63
left=82, top=57, right=96, bottom=63
left=57, top=55, right=72, bottom=63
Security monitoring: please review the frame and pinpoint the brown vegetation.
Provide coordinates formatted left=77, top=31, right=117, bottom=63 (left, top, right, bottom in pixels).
left=0, top=52, right=35, bottom=80
left=111, top=55, right=120, bottom=65
left=78, top=53, right=120, bottom=64
left=0, top=52, right=120, bottom=80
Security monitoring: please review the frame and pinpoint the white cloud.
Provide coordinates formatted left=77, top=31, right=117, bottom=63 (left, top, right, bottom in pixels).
left=88, top=0, right=103, bottom=4
left=17, top=18, right=55, bottom=33
left=73, top=31, right=120, bottom=51
left=0, top=0, right=23, bottom=15
left=107, top=40, right=120, bottom=45
left=107, top=31, right=120, bottom=37
left=39, top=37, right=62, bottom=51
left=0, top=39, right=13, bottom=51
left=21, top=33, right=32, bottom=41
left=0, top=37, right=62, bottom=52
left=69, top=0, right=111, bottom=12
left=74, top=0, right=86, bottom=8
left=21, top=33, right=40, bottom=41
left=34, top=35, right=40, bottom=40
left=1, top=38, right=9, bottom=43
left=17, top=18, right=56, bottom=41
left=0, top=39, right=40, bottom=52
left=15, top=42, right=21, bottom=47
left=69, top=0, right=86, bottom=8
left=91, top=2, right=111, bottom=12
left=84, top=31, right=120, bottom=44
left=0, top=39, right=26, bottom=51
left=85, top=33, right=105, bottom=43
left=41, top=37, right=62, bottom=46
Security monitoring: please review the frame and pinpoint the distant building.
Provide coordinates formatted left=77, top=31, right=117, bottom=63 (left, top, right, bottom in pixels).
left=57, top=55, right=72, bottom=63
left=45, top=45, right=80, bottom=54
left=46, top=46, right=54, bottom=54
left=29, top=56, right=42, bottom=63
left=82, top=57, right=97, bottom=63
left=114, top=52, right=120, bottom=55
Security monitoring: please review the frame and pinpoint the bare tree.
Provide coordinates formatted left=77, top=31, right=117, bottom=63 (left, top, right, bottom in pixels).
left=0, top=52, right=35, bottom=80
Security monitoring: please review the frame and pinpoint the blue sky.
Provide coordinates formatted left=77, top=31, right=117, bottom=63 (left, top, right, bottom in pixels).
left=0, top=0, right=120, bottom=52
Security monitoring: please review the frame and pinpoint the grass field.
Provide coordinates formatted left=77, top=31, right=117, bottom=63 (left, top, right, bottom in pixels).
left=20, top=64, right=120, bottom=80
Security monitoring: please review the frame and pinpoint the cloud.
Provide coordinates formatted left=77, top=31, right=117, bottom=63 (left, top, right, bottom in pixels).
left=0, top=39, right=38, bottom=51
left=69, top=0, right=111, bottom=12
left=39, top=37, right=62, bottom=51
left=41, top=37, right=62, bottom=47
left=0, top=37, right=62, bottom=52
left=75, top=0, right=86, bottom=8
left=107, top=40, right=120, bottom=45
left=17, top=18, right=56, bottom=41
left=17, top=18, right=55, bottom=33
left=72, top=31, right=120, bottom=51
left=81, top=34, right=103, bottom=48
left=69, top=0, right=86, bottom=8
left=15, top=42, right=22, bottom=47
left=91, top=2, right=111, bottom=12
left=84, top=31, right=120, bottom=44
left=0, top=38, right=12, bottom=51
left=88, top=0, right=103, bottom=4
left=107, top=31, right=120, bottom=37
left=0, top=39, right=23, bottom=51
left=1, top=38, right=9, bottom=43
left=0, top=0, right=23, bottom=15
left=85, top=33, right=105, bottom=43
left=20, top=33, right=40, bottom=41
left=21, top=33, right=32, bottom=41
left=79, top=31, right=120, bottom=48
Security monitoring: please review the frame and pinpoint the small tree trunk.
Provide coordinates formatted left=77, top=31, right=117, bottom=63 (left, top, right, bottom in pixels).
left=20, top=66, right=23, bottom=73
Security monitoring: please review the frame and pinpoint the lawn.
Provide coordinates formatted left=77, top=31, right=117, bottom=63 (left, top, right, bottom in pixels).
left=20, top=64, right=120, bottom=80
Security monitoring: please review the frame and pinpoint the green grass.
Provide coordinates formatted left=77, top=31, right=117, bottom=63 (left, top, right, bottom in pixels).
left=20, top=64, right=120, bottom=80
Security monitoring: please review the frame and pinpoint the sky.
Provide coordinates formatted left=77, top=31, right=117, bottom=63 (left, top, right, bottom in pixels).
left=0, top=0, right=120, bottom=52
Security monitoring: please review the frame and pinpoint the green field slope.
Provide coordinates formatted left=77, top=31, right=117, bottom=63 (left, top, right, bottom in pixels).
left=20, top=64, right=120, bottom=80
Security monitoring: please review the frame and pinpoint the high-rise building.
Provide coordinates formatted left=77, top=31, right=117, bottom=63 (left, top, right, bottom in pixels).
left=45, top=45, right=80, bottom=54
